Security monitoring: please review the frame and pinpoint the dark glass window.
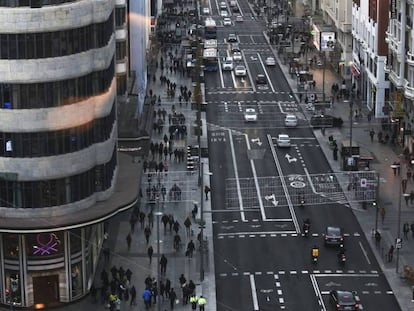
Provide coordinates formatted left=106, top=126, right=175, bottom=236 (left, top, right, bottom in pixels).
left=0, top=147, right=118, bottom=208
left=0, top=58, right=114, bottom=109
left=116, top=74, right=127, bottom=96
left=0, top=100, right=115, bottom=157
left=115, top=7, right=126, bottom=28
left=0, top=0, right=79, bottom=6
left=0, top=11, right=113, bottom=59
left=116, top=41, right=126, bottom=61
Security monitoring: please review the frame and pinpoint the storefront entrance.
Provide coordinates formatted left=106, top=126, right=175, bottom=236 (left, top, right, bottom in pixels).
left=33, top=275, right=59, bottom=306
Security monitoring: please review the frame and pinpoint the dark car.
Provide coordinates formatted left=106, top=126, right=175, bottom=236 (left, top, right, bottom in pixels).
left=324, top=226, right=344, bottom=246
left=330, top=290, right=359, bottom=310
left=256, top=74, right=267, bottom=84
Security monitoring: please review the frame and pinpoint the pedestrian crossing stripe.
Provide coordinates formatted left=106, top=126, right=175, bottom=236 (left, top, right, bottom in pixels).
left=217, top=270, right=380, bottom=277
left=214, top=230, right=361, bottom=238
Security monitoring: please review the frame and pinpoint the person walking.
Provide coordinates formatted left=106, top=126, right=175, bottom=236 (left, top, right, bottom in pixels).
left=170, top=288, right=177, bottom=309
left=174, top=234, right=181, bottom=250
left=388, top=245, right=394, bottom=262
left=403, top=222, right=410, bottom=239
left=204, top=185, right=210, bottom=200
left=379, top=207, right=386, bottom=224
left=184, top=216, right=192, bottom=236
left=142, top=288, right=152, bottom=309
left=186, top=240, right=195, bottom=258
left=411, top=191, right=414, bottom=205
left=198, top=295, right=207, bottom=311
left=369, top=129, right=375, bottom=142
left=165, top=278, right=171, bottom=298
left=147, top=245, right=154, bottom=264
left=130, top=285, right=137, bottom=305
left=160, top=254, right=168, bottom=275
left=144, top=226, right=151, bottom=244
left=126, top=233, right=132, bottom=251
left=173, top=220, right=180, bottom=234
left=190, top=294, right=198, bottom=310
left=161, top=214, right=169, bottom=233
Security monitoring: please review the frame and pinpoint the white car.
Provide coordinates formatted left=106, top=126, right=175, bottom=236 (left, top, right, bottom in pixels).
left=220, top=10, right=228, bottom=17
left=233, top=51, right=242, bottom=61
left=223, top=17, right=232, bottom=26
left=234, top=65, right=247, bottom=76
left=284, top=114, right=298, bottom=127
left=244, top=108, right=257, bottom=122
left=276, top=134, right=291, bottom=147
left=222, top=57, right=234, bottom=70
left=235, top=15, right=243, bottom=22
left=265, top=56, right=276, bottom=66
left=219, top=1, right=227, bottom=9
left=202, top=7, right=210, bottom=15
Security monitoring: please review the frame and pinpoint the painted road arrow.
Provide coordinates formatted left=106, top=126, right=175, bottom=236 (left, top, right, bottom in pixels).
left=285, top=154, right=297, bottom=163
left=251, top=138, right=263, bottom=146
left=264, top=194, right=279, bottom=206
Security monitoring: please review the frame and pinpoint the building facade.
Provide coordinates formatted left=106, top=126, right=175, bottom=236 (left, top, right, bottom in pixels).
left=386, top=0, right=414, bottom=150
left=320, top=0, right=353, bottom=80
left=351, top=0, right=389, bottom=118
left=0, top=0, right=139, bottom=308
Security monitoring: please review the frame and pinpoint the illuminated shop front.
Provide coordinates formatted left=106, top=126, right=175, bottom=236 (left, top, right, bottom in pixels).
left=0, top=224, right=104, bottom=308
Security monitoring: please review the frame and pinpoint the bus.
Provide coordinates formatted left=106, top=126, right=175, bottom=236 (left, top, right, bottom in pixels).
left=204, top=18, right=217, bottom=39
left=203, top=48, right=218, bottom=71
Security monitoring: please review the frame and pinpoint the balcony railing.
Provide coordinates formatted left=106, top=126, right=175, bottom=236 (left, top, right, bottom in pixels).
left=407, top=51, right=414, bottom=65
left=404, top=80, right=414, bottom=99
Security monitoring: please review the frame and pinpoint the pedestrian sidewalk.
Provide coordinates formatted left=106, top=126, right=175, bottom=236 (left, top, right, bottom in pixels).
left=46, top=3, right=216, bottom=311
left=264, top=5, right=414, bottom=308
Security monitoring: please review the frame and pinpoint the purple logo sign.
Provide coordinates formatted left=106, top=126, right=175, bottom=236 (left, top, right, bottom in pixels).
left=33, top=233, right=60, bottom=255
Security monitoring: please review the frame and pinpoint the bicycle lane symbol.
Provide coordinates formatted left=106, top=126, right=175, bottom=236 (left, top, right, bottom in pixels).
left=288, top=174, right=306, bottom=189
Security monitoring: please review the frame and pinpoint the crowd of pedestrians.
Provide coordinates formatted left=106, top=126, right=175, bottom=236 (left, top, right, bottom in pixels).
left=90, top=1, right=211, bottom=310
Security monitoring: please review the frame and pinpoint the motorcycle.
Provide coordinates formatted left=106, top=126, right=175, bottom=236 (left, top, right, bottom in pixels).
left=311, top=247, right=319, bottom=263
left=338, top=253, right=346, bottom=264
left=303, top=223, right=310, bottom=237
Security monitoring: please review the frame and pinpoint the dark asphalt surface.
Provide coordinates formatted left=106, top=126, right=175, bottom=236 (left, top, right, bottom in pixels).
left=206, top=0, right=401, bottom=310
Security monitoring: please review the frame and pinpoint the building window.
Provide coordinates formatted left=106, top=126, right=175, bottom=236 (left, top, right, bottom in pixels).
left=0, top=101, right=115, bottom=158
left=0, top=147, right=117, bottom=208
left=0, top=12, right=113, bottom=59
left=0, top=58, right=115, bottom=109
left=115, top=7, right=126, bottom=28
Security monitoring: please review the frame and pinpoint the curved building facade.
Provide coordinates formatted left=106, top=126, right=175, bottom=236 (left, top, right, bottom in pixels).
left=0, top=0, right=131, bottom=308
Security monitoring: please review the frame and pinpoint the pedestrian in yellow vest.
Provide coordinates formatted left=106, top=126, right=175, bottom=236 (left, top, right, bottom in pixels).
left=190, top=294, right=198, bottom=310
left=198, top=295, right=207, bottom=311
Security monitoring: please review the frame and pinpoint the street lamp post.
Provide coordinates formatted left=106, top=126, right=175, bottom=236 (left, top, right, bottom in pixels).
left=390, top=163, right=402, bottom=273
left=154, top=196, right=163, bottom=311
left=200, top=162, right=205, bottom=282
left=199, top=162, right=212, bottom=282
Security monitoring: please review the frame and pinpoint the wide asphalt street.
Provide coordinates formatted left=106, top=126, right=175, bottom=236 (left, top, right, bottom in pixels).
left=205, top=0, right=401, bottom=310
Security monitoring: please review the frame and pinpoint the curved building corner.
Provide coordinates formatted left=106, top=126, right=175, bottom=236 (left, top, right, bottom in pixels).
left=0, top=0, right=138, bottom=308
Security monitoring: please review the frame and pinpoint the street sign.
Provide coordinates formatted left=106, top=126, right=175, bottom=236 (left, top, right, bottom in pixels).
left=360, top=178, right=367, bottom=188
left=396, top=238, right=402, bottom=249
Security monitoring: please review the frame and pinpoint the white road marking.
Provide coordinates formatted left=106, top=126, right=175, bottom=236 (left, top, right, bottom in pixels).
left=218, top=53, right=225, bottom=88
left=245, top=134, right=267, bottom=220
left=359, top=241, right=371, bottom=265
left=249, top=274, right=259, bottom=310
left=267, top=134, right=300, bottom=232
left=242, top=50, right=256, bottom=92
left=217, top=230, right=296, bottom=236
left=310, top=274, right=327, bottom=311
left=257, top=53, right=275, bottom=93
left=228, top=129, right=246, bottom=221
